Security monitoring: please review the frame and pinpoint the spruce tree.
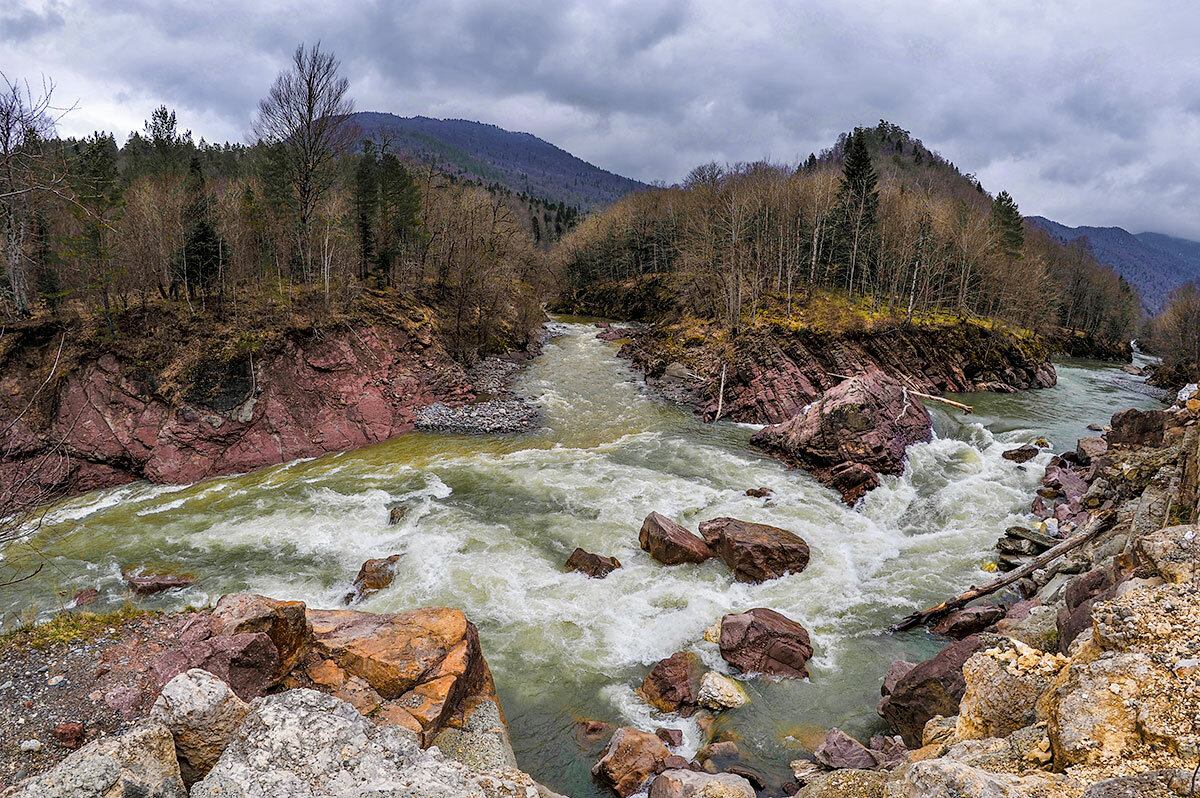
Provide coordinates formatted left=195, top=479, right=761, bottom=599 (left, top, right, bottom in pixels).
left=353, top=141, right=378, bottom=280
left=990, top=190, right=1024, bottom=260
left=834, top=129, right=879, bottom=294
left=178, top=156, right=226, bottom=301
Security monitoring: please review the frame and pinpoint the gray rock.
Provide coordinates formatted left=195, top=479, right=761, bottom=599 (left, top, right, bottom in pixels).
left=190, top=689, right=497, bottom=798
left=150, top=669, right=250, bottom=784
left=429, top=695, right=518, bottom=773
left=649, top=769, right=755, bottom=797
left=6, top=721, right=186, bottom=797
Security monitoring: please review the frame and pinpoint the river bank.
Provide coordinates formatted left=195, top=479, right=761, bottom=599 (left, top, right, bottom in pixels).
left=0, top=295, right=547, bottom=506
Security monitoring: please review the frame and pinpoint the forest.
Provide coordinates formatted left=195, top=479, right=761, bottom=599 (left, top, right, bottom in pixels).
left=556, top=121, right=1141, bottom=343
left=0, top=44, right=560, bottom=362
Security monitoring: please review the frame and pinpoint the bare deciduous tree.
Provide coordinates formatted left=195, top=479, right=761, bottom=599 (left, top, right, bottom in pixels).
left=252, top=42, right=356, bottom=282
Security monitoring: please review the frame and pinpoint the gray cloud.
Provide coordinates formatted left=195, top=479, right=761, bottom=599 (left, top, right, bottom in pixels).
left=4, top=0, right=1199, bottom=238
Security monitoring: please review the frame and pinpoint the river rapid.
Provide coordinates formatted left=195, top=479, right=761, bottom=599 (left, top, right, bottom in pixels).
left=0, top=321, right=1165, bottom=796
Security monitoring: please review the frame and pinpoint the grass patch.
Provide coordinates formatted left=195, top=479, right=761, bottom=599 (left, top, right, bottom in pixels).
left=0, top=605, right=149, bottom=651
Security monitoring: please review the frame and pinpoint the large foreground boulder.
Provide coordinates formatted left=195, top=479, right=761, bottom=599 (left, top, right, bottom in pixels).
left=718, top=608, right=813, bottom=678
left=750, top=367, right=933, bottom=503
left=878, top=634, right=989, bottom=747
left=698, top=517, right=811, bottom=583
left=192, top=689, right=518, bottom=797
left=640, top=512, right=714, bottom=565
left=150, top=669, right=250, bottom=784
left=4, top=721, right=186, bottom=797
left=209, top=593, right=312, bottom=678
left=150, top=631, right=280, bottom=702
left=304, top=606, right=495, bottom=746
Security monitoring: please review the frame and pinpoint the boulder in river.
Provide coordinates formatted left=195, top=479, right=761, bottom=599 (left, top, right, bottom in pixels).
left=344, top=554, right=404, bottom=604
left=1001, top=445, right=1039, bottom=464
left=639, top=512, right=714, bottom=565
left=638, top=651, right=704, bottom=715
left=565, top=547, right=622, bottom=578
left=813, top=727, right=880, bottom=770
left=698, top=517, right=810, bottom=583
left=123, top=569, right=196, bottom=595
left=718, top=608, right=813, bottom=679
left=592, top=727, right=671, bottom=797
left=749, top=367, right=932, bottom=504
left=745, top=487, right=773, bottom=498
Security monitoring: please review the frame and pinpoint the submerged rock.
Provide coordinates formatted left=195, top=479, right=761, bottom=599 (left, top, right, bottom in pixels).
left=123, top=570, right=196, bottom=595
left=718, top=608, right=813, bottom=679
left=639, top=512, right=714, bottom=565
left=565, top=547, right=622, bottom=578
left=749, top=367, right=932, bottom=504
left=698, top=517, right=810, bottom=583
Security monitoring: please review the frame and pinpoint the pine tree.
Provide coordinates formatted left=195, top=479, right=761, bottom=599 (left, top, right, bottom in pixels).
left=375, top=153, right=419, bottom=286
left=353, top=141, right=378, bottom=280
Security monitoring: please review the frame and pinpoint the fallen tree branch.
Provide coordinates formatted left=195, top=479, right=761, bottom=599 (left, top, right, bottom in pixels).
left=887, top=510, right=1116, bottom=633
left=826, top=372, right=973, bottom=413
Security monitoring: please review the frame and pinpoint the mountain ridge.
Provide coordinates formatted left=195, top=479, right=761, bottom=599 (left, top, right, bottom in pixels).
left=349, top=111, right=649, bottom=210
left=1027, top=216, right=1200, bottom=314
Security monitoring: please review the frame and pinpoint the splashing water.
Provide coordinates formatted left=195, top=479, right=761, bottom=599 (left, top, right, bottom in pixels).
left=0, top=321, right=1163, bottom=796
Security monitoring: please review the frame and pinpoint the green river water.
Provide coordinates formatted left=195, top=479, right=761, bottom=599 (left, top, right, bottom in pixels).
left=0, top=321, right=1165, bottom=796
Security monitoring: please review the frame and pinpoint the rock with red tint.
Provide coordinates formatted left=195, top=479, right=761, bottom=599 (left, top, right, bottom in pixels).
left=104, top=685, right=150, bottom=720
left=52, top=722, right=85, bottom=749
left=813, top=728, right=879, bottom=770
left=210, top=593, right=311, bottom=680
left=1108, top=408, right=1167, bottom=447
left=151, top=632, right=280, bottom=702
left=877, top=634, right=990, bottom=747
left=655, top=727, right=684, bottom=747
left=638, top=652, right=703, bottom=715
left=931, top=603, right=1004, bottom=639
left=72, top=588, right=99, bottom=607
left=343, top=555, right=403, bottom=603
left=576, top=719, right=615, bottom=748
left=1042, top=467, right=1088, bottom=503
left=1002, top=445, right=1039, bottom=463
left=0, top=321, right=477, bottom=502
left=565, top=548, right=622, bottom=578
left=592, top=727, right=671, bottom=797
left=123, top=571, right=196, bottom=595
left=649, top=769, right=756, bottom=798
left=750, top=368, right=932, bottom=504
left=639, top=512, right=714, bottom=565
left=698, top=517, right=810, bottom=583
left=718, top=608, right=813, bottom=679
left=745, top=487, right=773, bottom=498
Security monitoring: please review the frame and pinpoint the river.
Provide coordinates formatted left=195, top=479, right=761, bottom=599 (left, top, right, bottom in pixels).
left=0, top=321, right=1165, bottom=796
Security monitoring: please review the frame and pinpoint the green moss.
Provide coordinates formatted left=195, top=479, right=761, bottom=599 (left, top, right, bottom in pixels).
left=0, top=605, right=149, bottom=651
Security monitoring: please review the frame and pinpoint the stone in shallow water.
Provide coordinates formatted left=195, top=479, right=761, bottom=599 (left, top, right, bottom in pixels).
left=564, top=547, right=621, bottom=578
left=698, top=517, right=810, bottom=583
left=638, top=651, right=703, bottom=715
left=639, top=512, right=714, bottom=565
left=718, top=608, right=813, bottom=679
left=592, top=727, right=671, bottom=798
left=1002, top=444, right=1039, bottom=463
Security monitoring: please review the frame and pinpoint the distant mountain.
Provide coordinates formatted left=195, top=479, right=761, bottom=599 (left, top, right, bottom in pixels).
left=1028, top=217, right=1200, bottom=314
left=349, top=112, right=649, bottom=210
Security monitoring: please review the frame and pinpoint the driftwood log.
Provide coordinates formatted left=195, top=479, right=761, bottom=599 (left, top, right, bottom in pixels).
left=826, top=372, right=973, bottom=414
left=888, top=510, right=1116, bottom=633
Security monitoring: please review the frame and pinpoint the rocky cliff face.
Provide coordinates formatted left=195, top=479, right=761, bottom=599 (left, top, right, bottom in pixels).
left=0, top=317, right=483, bottom=501
left=617, top=319, right=1057, bottom=425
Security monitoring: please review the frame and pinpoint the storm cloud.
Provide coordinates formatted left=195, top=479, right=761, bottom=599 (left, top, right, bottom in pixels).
left=4, top=0, right=1199, bottom=238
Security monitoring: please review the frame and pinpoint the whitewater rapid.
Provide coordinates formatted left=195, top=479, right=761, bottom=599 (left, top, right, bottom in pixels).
left=1, top=321, right=1164, bottom=796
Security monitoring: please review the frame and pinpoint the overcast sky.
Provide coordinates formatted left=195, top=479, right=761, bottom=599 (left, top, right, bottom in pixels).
left=4, top=0, right=1199, bottom=238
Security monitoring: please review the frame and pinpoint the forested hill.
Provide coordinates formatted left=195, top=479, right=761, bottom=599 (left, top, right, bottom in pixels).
left=556, top=120, right=1140, bottom=350
left=350, top=112, right=648, bottom=210
left=1028, top=217, right=1200, bottom=314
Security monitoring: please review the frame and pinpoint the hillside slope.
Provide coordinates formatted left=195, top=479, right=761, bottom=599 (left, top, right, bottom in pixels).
left=350, top=112, right=648, bottom=210
left=1029, top=217, right=1200, bottom=313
